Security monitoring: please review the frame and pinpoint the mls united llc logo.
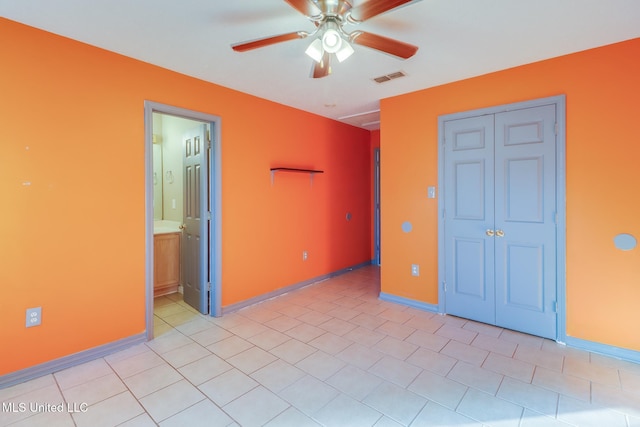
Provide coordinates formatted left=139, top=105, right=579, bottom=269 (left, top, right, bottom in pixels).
left=2, top=401, right=89, bottom=413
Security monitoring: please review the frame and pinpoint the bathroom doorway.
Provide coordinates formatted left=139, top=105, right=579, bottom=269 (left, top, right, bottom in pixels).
left=144, top=102, right=222, bottom=340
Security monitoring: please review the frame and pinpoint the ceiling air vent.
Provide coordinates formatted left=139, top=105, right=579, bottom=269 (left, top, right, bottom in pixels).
left=373, top=71, right=407, bottom=84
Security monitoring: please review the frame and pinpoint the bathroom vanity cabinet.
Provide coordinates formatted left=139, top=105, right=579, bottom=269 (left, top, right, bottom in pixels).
left=154, top=232, right=181, bottom=297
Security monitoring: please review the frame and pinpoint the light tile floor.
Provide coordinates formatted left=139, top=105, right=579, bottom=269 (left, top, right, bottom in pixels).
left=2, top=266, right=640, bottom=426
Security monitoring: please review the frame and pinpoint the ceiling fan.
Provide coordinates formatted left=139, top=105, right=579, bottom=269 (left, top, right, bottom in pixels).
left=231, top=0, right=421, bottom=78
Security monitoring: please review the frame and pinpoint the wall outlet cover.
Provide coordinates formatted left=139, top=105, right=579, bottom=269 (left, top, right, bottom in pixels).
left=26, top=307, right=42, bottom=327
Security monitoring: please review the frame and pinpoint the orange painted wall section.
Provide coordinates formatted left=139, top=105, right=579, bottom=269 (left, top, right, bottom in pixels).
left=0, top=18, right=371, bottom=376
left=380, top=38, right=640, bottom=351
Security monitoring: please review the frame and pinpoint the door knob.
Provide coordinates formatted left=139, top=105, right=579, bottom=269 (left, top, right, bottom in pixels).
left=486, top=229, right=495, bottom=237
left=496, top=229, right=505, bottom=237
left=179, top=224, right=186, bottom=230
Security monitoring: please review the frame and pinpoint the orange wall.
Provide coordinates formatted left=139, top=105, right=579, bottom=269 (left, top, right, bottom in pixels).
left=0, top=18, right=372, bottom=376
left=380, top=38, right=640, bottom=351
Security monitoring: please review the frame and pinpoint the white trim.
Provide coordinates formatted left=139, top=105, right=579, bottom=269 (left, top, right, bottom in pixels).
left=564, top=336, right=640, bottom=365
left=144, top=102, right=223, bottom=339
left=379, top=292, right=439, bottom=313
left=437, top=95, right=567, bottom=340
left=0, top=334, right=146, bottom=389
left=223, top=261, right=374, bottom=314
left=374, top=148, right=381, bottom=266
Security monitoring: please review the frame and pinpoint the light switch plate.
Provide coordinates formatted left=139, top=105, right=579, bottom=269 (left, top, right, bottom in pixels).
left=427, top=186, right=436, bottom=199
left=411, top=264, right=420, bottom=277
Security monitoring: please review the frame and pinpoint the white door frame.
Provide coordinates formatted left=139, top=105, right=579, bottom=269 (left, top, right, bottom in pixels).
left=144, top=101, right=222, bottom=340
left=374, top=147, right=381, bottom=266
left=437, top=95, right=567, bottom=342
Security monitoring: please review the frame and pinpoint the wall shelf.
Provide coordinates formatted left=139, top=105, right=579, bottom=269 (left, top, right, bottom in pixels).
left=270, top=167, right=324, bottom=185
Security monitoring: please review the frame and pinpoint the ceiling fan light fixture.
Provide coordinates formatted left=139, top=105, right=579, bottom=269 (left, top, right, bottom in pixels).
left=232, top=0, right=422, bottom=78
left=335, top=41, right=354, bottom=62
left=322, top=28, right=342, bottom=53
left=305, top=38, right=324, bottom=63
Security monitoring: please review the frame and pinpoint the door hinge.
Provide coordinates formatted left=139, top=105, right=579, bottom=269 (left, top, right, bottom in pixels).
left=207, top=211, right=212, bottom=221
left=206, top=130, right=213, bottom=149
left=207, top=283, right=212, bottom=291
left=554, top=122, right=559, bottom=135
left=552, top=301, right=558, bottom=313
left=443, top=281, right=447, bottom=292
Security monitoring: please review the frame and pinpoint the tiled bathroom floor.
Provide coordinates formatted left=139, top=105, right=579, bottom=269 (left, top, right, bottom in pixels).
left=2, top=265, right=640, bottom=426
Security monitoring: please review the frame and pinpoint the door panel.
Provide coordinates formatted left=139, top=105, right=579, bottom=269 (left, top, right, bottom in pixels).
left=183, top=124, right=209, bottom=314
left=453, top=237, right=488, bottom=298
left=504, top=157, right=543, bottom=222
left=494, top=105, right=556, bottom=338
left=454, top=160, right=487, bottom=220
left=444, top=115, right=495, bottom=324
left=505, top=243, right=543, bottom=309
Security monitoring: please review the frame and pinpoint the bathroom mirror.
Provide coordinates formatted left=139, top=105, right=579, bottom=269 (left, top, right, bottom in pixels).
left=152, top=112, right=208, bottom=223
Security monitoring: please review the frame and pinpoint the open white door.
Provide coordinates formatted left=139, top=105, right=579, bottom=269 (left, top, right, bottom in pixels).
left=182, top=124, right=210, bottom=314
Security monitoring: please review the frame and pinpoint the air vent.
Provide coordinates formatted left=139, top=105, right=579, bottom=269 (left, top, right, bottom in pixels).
left=373, top=71, right=407, bottom=84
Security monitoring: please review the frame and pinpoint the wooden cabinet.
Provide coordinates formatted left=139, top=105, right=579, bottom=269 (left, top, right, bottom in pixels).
left=154, top=232, right=181, bottom=297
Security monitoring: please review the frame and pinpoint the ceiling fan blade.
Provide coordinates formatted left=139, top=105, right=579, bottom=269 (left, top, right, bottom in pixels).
left=350, top=31, right=418, bottom=59
left=348, top=0, right=418, bottom=22
left=311, top=52, right=332, bottom=78
left=284, top=0, right=323, bottom=17
left=231, top=31, right=308, bottom=52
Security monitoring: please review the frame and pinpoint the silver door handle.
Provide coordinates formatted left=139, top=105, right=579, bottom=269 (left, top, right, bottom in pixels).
left=486, top=229, right=495, bottom=237
left=496, top=229, right=505, bottom=238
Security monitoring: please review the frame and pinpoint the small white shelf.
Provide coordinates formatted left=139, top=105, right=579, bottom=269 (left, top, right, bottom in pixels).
left=270, top=167, right=324, bottom=185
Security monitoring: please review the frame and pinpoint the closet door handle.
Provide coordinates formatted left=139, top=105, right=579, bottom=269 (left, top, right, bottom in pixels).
left=496, top=229, right=505, bottom=238
left=486, top=229, right=495, bottom=237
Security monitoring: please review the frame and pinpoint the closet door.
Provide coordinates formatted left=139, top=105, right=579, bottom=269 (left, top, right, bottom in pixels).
left=494, top=105, right=557, bottom=339
left=443, top=115, right=496, bottom=325
left=443, top=104, right=558, bottom=339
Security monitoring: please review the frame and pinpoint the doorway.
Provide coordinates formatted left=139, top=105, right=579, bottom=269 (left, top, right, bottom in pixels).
left=437, top=96, right=566, bottom=340
left=374, top=148, right=381, bottom=266
left=144, top=102, right=222, bottom=340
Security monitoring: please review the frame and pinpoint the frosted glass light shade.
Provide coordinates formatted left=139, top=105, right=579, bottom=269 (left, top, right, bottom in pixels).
left=305, top=39, right=324, bottom=62
left=335, top=42, right=354, bottom=62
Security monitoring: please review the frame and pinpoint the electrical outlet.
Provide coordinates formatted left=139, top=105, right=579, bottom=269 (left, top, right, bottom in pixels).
left=26, top=307, right=41, bottom=327
left=411, top=264, right=420, bottom=277
left=302, top=251, right=308, bottom=261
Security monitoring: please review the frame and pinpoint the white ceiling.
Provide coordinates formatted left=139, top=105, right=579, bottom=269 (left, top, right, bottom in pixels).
left=2, top=0, right=639, bottom=129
